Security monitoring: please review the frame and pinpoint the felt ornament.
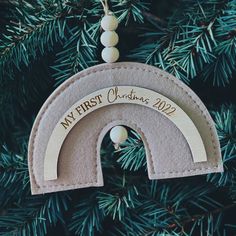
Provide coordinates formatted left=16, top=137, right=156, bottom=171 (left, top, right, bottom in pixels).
left=28, top=1, right=223, bottom=195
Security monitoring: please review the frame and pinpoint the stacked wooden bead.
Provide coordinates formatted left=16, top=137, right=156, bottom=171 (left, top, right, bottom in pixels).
left=101, top=13, right=119, bottom=63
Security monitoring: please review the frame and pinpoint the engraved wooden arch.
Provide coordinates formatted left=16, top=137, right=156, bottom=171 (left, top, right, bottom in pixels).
left=44, top=86, right=207, bottom=181
left=28, top=62, right=223, bottom=195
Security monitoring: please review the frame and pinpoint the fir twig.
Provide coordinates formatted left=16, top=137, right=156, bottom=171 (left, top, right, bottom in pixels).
left=0, top=0, right=69, bottom=80
left=207, top=105, right=236, bottom=186
left=52, top=22, right=100, bottom=85
left=68, top=192, right=105, bottom=236
left=0, top=193, right=70, bottom=236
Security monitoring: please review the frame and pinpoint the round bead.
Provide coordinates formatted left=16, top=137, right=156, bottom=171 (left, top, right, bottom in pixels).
left=101, top=47, right=119, bottom=63
left=101, top=15, right=119, bottom=31
left=110, top=126, right=128, bottom=144
left=101, top=31, right=119, bottom=47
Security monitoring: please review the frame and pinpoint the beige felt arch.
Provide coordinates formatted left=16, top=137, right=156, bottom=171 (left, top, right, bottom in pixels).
left=44, top=86, right=207, bottom=181
left=28, top=62, right=223, bottom=195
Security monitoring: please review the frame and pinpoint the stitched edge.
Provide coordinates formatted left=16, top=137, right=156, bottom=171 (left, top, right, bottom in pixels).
left=29, top=64, right=220, bottom=190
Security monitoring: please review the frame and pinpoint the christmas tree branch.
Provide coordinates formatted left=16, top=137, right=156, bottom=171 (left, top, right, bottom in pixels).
left=207, top=105, right=236, bottom=186
left=0, top=193, right=70, bottom=236
left=69, top=192, right=105, bottom=236
left=142, top=10, right=167, bottom=26
left=0, top=1, right=69, bottom=79
left=116, top=130, right=147, bottom=171
left=128, top=1, right=231, bottom=84
left=112, top=0, right=150, bottom=24
left=176, top=202, right=236, bottom=229
left=202, top=0, right=236, bottom=86
left=0, top=145, right=29, bottom=208
left=0, top=0, right=98, bottom=81
left=52, top=22, right=100, bottom=85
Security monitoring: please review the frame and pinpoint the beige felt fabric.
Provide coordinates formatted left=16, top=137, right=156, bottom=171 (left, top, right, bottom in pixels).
left=28, top=62, right=223, bottom=195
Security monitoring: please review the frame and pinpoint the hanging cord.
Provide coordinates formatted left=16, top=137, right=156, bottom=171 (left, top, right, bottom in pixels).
left=100, top=0, right=120, bottom=63
left=100, top=0, right=109, bottom=15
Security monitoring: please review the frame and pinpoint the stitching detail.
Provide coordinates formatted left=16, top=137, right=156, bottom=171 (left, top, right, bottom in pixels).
left=152, top=166, right=219, bottom=175
left=29, top=64, right=219, bottom=190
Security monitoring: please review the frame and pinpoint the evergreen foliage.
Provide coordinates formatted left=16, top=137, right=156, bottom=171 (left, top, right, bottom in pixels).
left=129, top=0, right=236, bottom=85
left=0, top=0, right=236, bottom=235
left=0, top=193, right=69, bottom=235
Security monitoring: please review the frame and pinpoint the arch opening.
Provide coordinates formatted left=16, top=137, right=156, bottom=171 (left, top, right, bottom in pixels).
left=97, top=121, right=152, bottom=184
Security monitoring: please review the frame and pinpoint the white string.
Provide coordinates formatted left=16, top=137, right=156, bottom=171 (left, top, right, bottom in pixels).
left=100, top=0, right=109, bottom=15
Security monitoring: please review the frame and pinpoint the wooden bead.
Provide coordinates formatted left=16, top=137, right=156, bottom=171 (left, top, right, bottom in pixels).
left=110, top=126, right=128, bottom=144
left=100, top=31, right=119, bottom=47
left=101, top=14, right=118, bottom=31
left=101, top=47, right=119, bottom=63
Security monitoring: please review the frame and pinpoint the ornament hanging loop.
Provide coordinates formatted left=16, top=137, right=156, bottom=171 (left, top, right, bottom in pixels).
left=100, top=0, right=119, bottom=63
left=100, top=0, right=109, bottom=15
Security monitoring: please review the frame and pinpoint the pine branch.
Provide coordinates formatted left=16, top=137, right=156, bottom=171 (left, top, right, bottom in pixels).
left=52, top=22, right=100, bottom=86
left=230, top=182, right=236, bottom=200
left=116, top=130, right=146, bottom=171
left=207, top=145, right=236, bottom=187
left=202, top=0, right=236, bottom=86
left=0, top=0, right=71, bottom=80
left=100, top=134, right=117, bottom=169
left=143, top=212, right=234, bottom=236
left=0, top=58, right=52, bottom=149
left=0, top=144, right=29, bottom=208
left=68, top=192, right=105, bottom=236
left=107, top=182, right=227, bottom=235
left=128, top=1, right=227, bottom=84
left=212, top=105, right=236, bottom=151
left=172, top=202, right=236, bottom=229
left=207, top=105, right=236, bottom=186
left=112, top=0, right=150, bottom=25
left=97, top=174, right=139, bottom=221
left=0, top=193, right=70, bottom=236
left=142, top=10, right=167, bottom=29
